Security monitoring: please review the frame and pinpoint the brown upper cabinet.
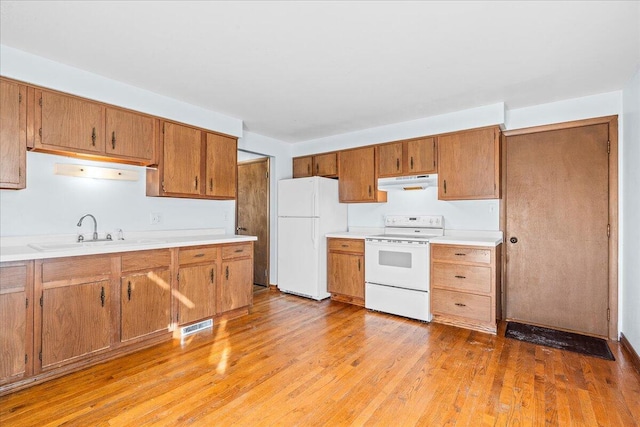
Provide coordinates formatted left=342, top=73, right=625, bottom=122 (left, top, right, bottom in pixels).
left=0, top=78, right=27, bottom=190
left=437, top=126, right=501, bottom=200
left=292, top=152, right=338, bottom=178
left=377, top=137, right=437, bottom=177
left=31, top=88, right=157, bottom=166
left=147, top=121, right=237, bottom=200
left=338, top=146, right=386, bottom=203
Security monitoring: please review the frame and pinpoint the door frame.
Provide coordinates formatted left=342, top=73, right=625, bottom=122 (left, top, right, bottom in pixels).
left=236, top=156, right=271, bottom=288
left=501, top=115, right=618, bottom=340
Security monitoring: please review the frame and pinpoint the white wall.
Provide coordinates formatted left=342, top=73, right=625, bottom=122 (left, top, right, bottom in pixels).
left=622, top=68, right=640, bottom=352
left=295, top=103, right=505, bottom=232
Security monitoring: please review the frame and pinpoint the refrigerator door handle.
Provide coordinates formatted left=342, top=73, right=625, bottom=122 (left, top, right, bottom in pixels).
left=312, top=191, right=316, bottom=217
left=311, top=219, right=317, bottom=249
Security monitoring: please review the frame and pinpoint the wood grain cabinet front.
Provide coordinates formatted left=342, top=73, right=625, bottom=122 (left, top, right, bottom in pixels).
left=0, top=261, right=34, bottom=386
left=377, top=137, right=437, bottom=178
left=292, top=152, right=338, bottom=178
left=338, top=146, right=387, bottom=203
left=218, top=242, right=254, bottom=314
left=430, top=243, right=502, bottom=334
left=31, top=88, right=157, bottom=165
left=36, top=254, right=113, bottom=372
left=0, top=78, right=27, bottom=190
left=120, top=250, right=172, bottom=342
left=177, top=246, right=219, bottom=325
left=437, top=126, right=501, bottom=200
left=327, top=238, right=365, bottom=306
left=147, top=122, right=237, bottom=200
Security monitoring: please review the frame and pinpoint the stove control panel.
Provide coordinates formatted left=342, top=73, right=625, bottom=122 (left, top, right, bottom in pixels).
left=384, top=215, right=444, bottom=228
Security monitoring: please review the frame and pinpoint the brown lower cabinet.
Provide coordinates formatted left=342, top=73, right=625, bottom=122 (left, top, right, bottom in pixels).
left=327, top=238, right=365, bottom=306
left=0, top=241, right=254, bottom=394
left=430, top=243, right=502, bottom=334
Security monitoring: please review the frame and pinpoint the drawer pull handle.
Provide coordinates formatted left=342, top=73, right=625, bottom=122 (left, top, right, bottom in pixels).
left=100, top=286, right=105, bottom=307
left=454, top=253, right=466, bottom=256
left=225, top=266, right=229, bottom=280
left=454, top=275, right=466, bottom=279
left=194, top=253, right=205, bottom=258
left=210, top=269, right=215, bottom=284
left=127, top=281, right=132, bottom=301
left=234, top=249, right=244, bottom=253
left=455, top=303, right=466, bottom=307
left=341, top=244, right=348, bottom=248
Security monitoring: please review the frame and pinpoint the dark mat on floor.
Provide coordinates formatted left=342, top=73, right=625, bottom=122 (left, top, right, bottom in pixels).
left=505, top=322, right=615, bottom=361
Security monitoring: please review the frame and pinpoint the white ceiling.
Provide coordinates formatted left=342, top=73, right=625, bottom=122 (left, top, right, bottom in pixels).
left=1, top=1, right=638, bottom=143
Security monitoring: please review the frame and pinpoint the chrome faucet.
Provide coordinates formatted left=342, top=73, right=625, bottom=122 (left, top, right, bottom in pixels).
left=77, top=214, right=99, bottom=241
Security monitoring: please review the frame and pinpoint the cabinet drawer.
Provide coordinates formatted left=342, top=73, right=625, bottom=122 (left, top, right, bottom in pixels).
left=41, top=255, right=112, bottom=283
left=0, top=264, right=28, bottom=293
left=178, top=246, right=218, bottom=265
left=431, top=262, right=491, bottom=293
left=431, top=289, right=492, bottom=323
left=121, top=249, right=171, bottom=273
left=328, top=238, right=364, bottom=253
left=431, top=245, right=491, bottom=264
left=221, top=243, right=252, bottom=260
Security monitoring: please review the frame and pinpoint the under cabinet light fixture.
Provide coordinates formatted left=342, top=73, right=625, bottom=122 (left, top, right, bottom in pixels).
left=54, top=163, right=139, bottom=181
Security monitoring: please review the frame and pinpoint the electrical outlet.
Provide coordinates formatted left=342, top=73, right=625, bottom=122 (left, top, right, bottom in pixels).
left=150, top=212, right=162, bottom=224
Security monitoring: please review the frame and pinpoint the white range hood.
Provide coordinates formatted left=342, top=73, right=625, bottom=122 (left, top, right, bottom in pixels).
left=377, top=174, right=437, bottom=191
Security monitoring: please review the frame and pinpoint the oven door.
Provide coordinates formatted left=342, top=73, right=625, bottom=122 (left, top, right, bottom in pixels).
left=365, top=238, right=430, bottom=291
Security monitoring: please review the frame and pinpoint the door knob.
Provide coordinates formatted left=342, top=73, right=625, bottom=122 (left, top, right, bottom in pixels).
left=510, top=237, right=518, bottom=244
left=236, top=226, right=247, bottom=232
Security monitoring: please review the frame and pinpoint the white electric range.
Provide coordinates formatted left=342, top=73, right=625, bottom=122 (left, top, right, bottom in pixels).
left=364, top=215, right=444, bottom=321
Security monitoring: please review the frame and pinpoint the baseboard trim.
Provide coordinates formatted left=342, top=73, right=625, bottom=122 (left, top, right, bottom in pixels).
left=620, top=333, right=640, bottom=373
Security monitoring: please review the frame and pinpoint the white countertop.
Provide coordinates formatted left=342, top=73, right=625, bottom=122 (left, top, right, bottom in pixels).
left=0, top=229, right=257, bottom=263
left=326, top=228, right=503, bottom=246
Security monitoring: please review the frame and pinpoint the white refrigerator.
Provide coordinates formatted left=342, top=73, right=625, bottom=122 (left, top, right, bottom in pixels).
left=277, top=177, right=348, bottom=300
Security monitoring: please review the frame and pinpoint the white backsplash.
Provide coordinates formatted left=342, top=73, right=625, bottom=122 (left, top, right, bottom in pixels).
left=347, top=186, right=500, bottom=231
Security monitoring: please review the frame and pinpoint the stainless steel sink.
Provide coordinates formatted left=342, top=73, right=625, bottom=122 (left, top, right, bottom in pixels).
left=28, top=239, right=166, bottom=252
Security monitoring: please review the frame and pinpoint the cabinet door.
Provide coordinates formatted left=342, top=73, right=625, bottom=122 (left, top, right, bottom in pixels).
left=121, top=269, right=171, bottom=342
left=314, top=152, right=338, bottom=177
left=41, top=280, right=111, bottom=369
left=105, top=107, right=155, bottom=163
left=162, top=122, right=202, bottom=195
left=178, top=264, right=215, bottom=325
left=39, top=90, right=104, bottom=154
left=205, top=133, right=237, bottom=199
left=377, top=142, right=403, bottom=177
left=328, top=252, right=364, bottom=299
left=406, top=137, right=436, bottom=174
left=219, top=258, right=252, bottom=313
left=338, top=146, right=379, bottom=202
left=293, top=156, right=313, bottom=178
left=0, top=263, right=32, bottom=383
left=0, top=80, right=26, bottom=189
left=438, top=127, right=500, bottom=200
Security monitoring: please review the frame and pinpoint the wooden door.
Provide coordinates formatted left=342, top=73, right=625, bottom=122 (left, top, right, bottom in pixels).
left=327, top=252, right=364, bottom=298
left=438, top=127, right=500, bottom=200
left=406, top=137, right=436, bottom=174
left=504, top=123, right=611, bottom=337
left=162, top=122, right=202, bottom=195
left=41, top=280, right=111, bottom=369
left=105, top=107, right=155, bottom=163
left=178, top=264, right=215, bottom=325
left=219, top=258, right=253, bottom=312
left=0, top=79, right=26, bottom=189
left=339, top=146, right=377, bottom=202
left=40, top=90, right=104, bottom=154
left=314, top=152, right=338, bottom=177
left=377, top=142, right=404, bottom=177
left=237, top=158, right=270, bottom=286
left=121, top=269, right=171, bottom=341
left=205, top=133, right=237, bottom=199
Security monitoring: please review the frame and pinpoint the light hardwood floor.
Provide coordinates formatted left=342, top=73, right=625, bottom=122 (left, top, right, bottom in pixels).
left=1, top=290, right=639, bottom=426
